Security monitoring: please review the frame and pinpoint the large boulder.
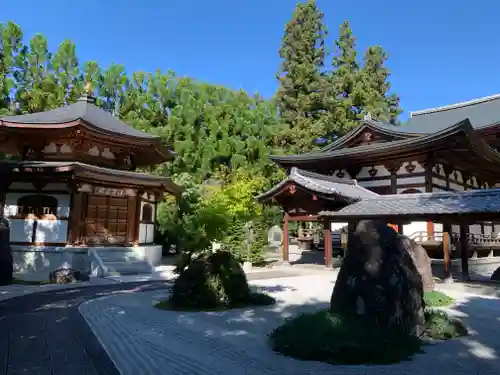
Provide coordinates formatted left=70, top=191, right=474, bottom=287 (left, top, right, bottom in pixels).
left=491, top=267, right=500, bottom=281
left=330, top=220, right=426, bottom=336
left=0, top=216, right=13, bottom=286
left=400, top=236, right=435, bottom=292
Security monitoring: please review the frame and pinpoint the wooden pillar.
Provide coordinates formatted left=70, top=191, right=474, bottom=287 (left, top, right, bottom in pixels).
left=442, top=222, right=452, bottom=281
left=424, top=156, right=434, bottom=239
left=282, top=214, right=290, bottom=264
left=68, top=189, right=86, bottom=245
left=323, top=219, right=332, bottom=268
left=126, top=192, right=138, bottom=245
left=459, top=223, right=470, bottom=281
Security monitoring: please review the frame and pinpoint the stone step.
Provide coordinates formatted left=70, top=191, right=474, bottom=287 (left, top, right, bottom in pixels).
left=90, top=249, right=154, bottom=277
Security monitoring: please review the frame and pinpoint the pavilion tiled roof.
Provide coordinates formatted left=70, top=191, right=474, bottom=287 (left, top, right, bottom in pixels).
left=256, top=167, right=377, bottom=203
left=0, top=94, right=157, bottom=139
left=319, top=188, right=500, bottom=221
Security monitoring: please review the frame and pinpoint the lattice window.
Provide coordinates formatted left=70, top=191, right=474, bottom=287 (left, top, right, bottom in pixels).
left=17, top=195, right=58, bottom=218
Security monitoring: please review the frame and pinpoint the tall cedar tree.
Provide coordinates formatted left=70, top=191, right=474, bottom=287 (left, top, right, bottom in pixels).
left=330, top=20, right=360, bottom=134
left=357, top=45, right=402, bottom=124
left=276, top=0, right=329, bottom=153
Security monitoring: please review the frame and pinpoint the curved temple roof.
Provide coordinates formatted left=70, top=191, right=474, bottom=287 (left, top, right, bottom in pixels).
left=270, top=119, right=500, bottom=167
left=0, top=94, right=158, bottom=140
left=256, top=167, right=378, bottom=203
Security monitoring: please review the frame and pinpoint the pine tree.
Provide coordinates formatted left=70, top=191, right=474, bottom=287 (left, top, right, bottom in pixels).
left=15, top=33, right=57, bottom=113
left=357, top=45, right=402, bottom=124
left=52, top=39, right=81, bottom=105
left=0, top=22, right=23, bottom=115
left=275, top=0, right=329, bottom=153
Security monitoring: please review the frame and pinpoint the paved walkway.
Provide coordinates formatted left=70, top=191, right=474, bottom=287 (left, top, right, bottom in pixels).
left=0, top=269, right=304, bottom=375
left=80, top=274, right=500, bottom=375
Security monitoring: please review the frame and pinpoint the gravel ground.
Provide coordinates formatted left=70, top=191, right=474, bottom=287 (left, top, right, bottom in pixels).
left=79, top=274, right=500, bottom=375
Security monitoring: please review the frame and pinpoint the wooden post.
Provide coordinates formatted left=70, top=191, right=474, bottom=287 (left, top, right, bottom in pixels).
left=424, top=156, right=434, bottom=240
left=442, top=225, right=451, bottom=281
left=459, top=223, right=470, bottom=281
left=323, top=219, right=332, bottom=268
left=68, top=190, right=85, bottom=245
left=282, top=214, right=289, bottom=264
left=126, top=193, right=138, bottom=245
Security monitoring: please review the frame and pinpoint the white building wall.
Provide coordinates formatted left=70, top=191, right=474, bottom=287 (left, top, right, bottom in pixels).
left=3, top=184, right=70, bottom=244
left=138, top=200, right=156, bottom=244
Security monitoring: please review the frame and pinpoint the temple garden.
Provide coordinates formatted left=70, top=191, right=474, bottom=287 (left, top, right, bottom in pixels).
left=151, top=220, right=471, bottom=366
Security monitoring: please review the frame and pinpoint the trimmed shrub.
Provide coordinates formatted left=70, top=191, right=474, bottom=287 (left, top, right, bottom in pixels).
left=168, top=250, right=274, bottom=310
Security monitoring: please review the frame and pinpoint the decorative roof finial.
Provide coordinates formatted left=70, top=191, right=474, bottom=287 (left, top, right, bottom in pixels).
left=78, top=82, right=96, bottom=104
left=364, top=112, right=372, bottom=121
left=84, top=82, right=92, bottom=94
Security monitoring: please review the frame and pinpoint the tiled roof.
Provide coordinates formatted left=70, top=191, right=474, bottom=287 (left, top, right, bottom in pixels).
left=400, top=93, right=500, bottom=134
left=270, top=119, right=482, bottom=163
left=0, top=160, right=181, bottom=193
left=256, top=167, right=377, bottom=202
left=320, top=189, right=500, bottom=220
left=1, top=94, right=157, bottom=139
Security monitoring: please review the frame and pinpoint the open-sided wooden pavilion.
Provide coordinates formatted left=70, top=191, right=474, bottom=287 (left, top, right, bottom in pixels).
left=260, top=94, right=500, bottom=278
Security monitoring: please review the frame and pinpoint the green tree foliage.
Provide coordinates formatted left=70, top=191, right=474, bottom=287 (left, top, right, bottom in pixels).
left=52, top=40, right=81, bottom=105
left=0, top=18, right=401, bottom=262
left=330, top=21, right=360, bottom=134
left=357, top=45, right=402, bottom=124
left=275, top=0, right=330, bottom=153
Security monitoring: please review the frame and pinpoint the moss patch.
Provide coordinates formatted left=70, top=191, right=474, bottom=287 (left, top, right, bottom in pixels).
left=269, top=308, right=468, bottom=365
left=269, top=310, right=422, bottom=365
left=424, top=309, right=468, bottom=339
left=424, top=291, right=454, bottom=307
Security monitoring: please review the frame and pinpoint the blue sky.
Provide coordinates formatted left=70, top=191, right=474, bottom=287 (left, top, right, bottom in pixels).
left=3, top=0, right=500, bottom=120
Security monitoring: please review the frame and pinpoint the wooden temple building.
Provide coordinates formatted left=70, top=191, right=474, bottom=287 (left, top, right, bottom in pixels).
left=0, top=87, right=181, bottom=279
left=259, top=94, right=500, bottom=280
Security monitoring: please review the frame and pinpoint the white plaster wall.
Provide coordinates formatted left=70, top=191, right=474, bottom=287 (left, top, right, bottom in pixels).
left=330, top=223, right=347, bottom=232
left=139, top=223, right=156, bottom=244
left=470, top=224, right=482, bottom=235
left=146, top=224, right=155, bottom=243
left=4, top=191, right=70, bottom=244
left=35, top=220, right=68, bottom=243
left=357, top=165, right=390, bottom=179
left=9, top=219, right=34, bottom=242
left=403, top=221, right=427, bottom=237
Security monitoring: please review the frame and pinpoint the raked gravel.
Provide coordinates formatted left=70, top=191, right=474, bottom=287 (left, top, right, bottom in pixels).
left=79, top=274, right=500, bottom=375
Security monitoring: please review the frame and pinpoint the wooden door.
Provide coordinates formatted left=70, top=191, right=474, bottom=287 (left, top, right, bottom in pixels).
left=85, top=195, right=128, bottom=245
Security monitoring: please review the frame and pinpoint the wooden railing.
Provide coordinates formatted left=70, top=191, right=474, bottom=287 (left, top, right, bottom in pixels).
left=408, top=231, right=500, bottom=246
